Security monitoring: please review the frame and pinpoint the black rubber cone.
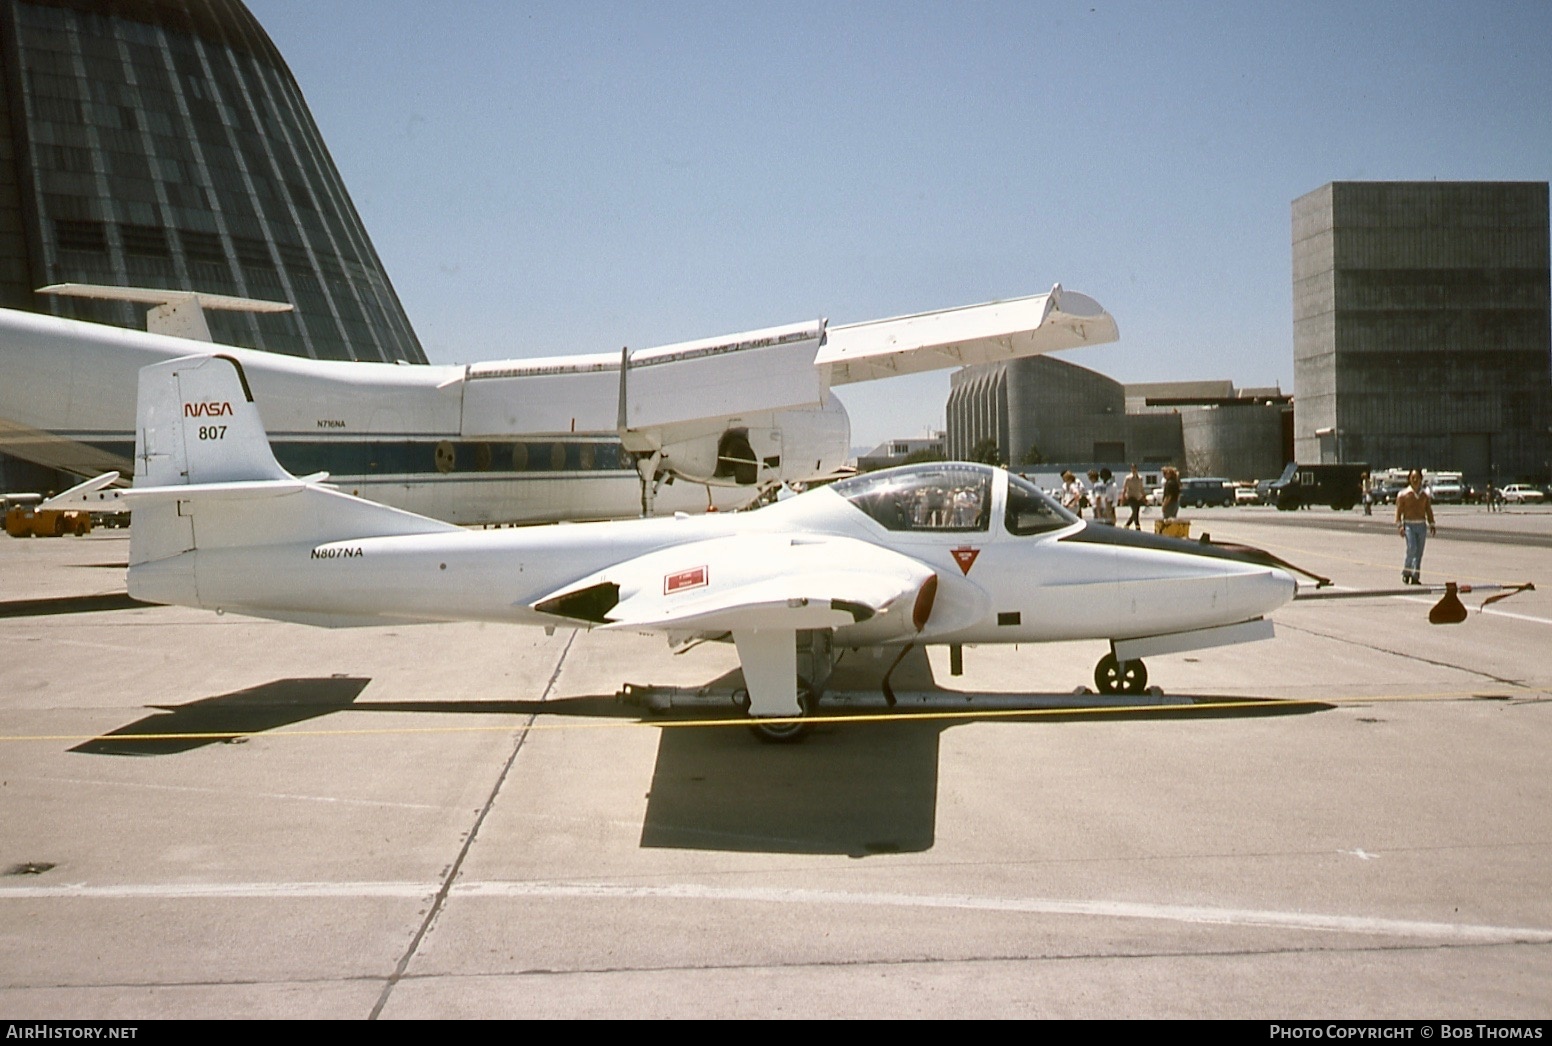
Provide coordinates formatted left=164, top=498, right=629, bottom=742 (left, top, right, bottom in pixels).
left=1429, top=583, right=1468, bottom=625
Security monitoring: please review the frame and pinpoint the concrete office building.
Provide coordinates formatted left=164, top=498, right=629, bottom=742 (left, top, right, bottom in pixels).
left=855, top=433, right=945, bottom=472
left=1179, top=403, right=1286, bottom=480
left=945, top=354, right=1287, bottom=479
left=948, top=355, right=1144, bottom=467
left=0, top=0, right=424, bottom=364
left=1292, top=182, right=1552, bottom=483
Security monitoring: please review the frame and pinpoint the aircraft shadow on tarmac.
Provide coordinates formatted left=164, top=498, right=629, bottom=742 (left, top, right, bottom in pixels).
left=72, top=651, right=1329, bottom=856
left=633, top=649, right=1331, bottom=858
left=0, top=592, right=150, bottom=619
left=71, top=676, right=372, bottom=756
left=637, top=697, right=1326, bottom=858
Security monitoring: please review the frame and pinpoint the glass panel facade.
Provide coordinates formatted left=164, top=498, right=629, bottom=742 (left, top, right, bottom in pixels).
left=0, top=0, right=426, bottom=364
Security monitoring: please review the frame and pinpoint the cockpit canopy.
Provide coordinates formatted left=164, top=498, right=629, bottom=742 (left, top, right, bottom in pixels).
left=1003, top=471, right=1077, bottom=535
left=832, top=464, right=1075, bottom=536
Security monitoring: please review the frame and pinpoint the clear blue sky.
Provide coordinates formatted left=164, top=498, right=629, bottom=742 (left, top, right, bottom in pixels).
left=249, top=0, right=1552, bottom=449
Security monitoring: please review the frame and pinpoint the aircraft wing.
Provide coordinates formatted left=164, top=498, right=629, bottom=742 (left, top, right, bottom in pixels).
left=467, top=285, right=1116, bottom=486
left=0, top=282, right=1114, bottom=509
left=462, top=286, right=1113, bottom=425
left=818, top=284, right=1118, bottom=386
left=598, top=285, right=1115, bottom=477
left=459, top=285, right=1115, bottom=433
left=460, top=320, right=827, bottom=437
left=531, top=533, right=936, bottom=636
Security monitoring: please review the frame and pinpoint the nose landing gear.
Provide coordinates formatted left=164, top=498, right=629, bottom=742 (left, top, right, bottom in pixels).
left=1094, top=652, right=1148, bottom=695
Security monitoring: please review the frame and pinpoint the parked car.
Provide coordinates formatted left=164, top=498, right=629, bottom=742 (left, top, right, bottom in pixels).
left=1234, top=485, right=1259, bottom=505
left=1375, top=481, right=1407, bottom=504
left=1501, top=484, right=1546, bottom=505
left=1179, top=477, right=1234, bottom=508
left=1429, top=479, right=1464, bottom=503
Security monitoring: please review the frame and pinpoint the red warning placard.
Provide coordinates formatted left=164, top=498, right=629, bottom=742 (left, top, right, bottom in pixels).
left=664, top=565, right=708, bottom=594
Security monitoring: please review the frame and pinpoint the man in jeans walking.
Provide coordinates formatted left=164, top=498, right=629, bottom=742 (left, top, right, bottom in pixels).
left=1395, top=469, right=1437, bottom=585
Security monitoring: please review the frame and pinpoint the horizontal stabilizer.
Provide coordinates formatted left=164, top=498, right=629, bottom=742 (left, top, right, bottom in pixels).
left=121, top=478, right=314, bottom=503
left=40, top=471, right=127, bottom=512
left=40, top=283, right=293, bottom=342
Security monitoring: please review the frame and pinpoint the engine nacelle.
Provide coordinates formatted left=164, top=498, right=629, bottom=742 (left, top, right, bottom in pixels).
left=650, top=391, right=851, bottom=489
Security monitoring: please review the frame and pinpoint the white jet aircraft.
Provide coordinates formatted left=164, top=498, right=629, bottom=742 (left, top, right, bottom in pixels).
left=115, top=353, right=1303, bottom=741
left=0, top=283, right=1117, bottom=524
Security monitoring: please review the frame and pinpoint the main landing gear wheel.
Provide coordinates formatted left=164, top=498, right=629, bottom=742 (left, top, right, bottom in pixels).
left=1094, top=653, right=1148, bottom=695
left=738, top=683, right=817, bottom=744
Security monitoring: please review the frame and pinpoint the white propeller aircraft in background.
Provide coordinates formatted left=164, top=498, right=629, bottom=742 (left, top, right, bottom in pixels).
left=107, top=353, right=1309, bottom=741
left=0, top=282, right=1117, bottom=524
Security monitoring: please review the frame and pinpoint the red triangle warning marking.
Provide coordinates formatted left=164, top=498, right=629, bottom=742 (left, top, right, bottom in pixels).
left=950, top=547, right=980, bottom=575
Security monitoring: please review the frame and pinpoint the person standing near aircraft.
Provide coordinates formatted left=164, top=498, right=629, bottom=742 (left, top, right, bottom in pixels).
left=1092, top=467, right=1116, bottom=525
left=1395, top=469, right=1437, bottom=585
left=1122, top=464, right=1146, bottom=530
left=1161, top=466, right=1181, bottom=521
left=1061, top=470, right=1086, bottom=517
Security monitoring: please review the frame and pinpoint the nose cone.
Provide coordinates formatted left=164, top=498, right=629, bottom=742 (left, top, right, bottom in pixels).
left=1108, top=548, right=1297, bottom=637
left=1244, top=565, right=1297, bottom=617
left=1052, top=524, right=1302, bottom=639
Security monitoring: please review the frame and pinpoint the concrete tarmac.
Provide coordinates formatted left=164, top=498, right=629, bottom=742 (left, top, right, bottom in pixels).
left=1, top=505, right=1549, bottom=1018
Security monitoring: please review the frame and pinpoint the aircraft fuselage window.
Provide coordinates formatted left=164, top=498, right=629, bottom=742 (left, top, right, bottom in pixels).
left=1005, top=472, right=1077, bottom=536
left=834, top=465, right=991, bottom=532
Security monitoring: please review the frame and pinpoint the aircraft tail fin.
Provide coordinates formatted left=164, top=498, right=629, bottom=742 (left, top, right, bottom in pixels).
left=134, top=353, right=290, bottom=488
left=127, top=355, right=456, bottom=605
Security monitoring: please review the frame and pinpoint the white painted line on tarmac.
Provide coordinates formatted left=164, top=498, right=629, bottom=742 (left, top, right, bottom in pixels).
left=1393, top=595, right=1552, bottom=627
left=1469, top=607, right=1552, bottom=626
left=0, top=881, right=433, bottom=899
left=31, top=774, right=446, bottom=811
left=7, top=879, right=1548, bottom=945
left=453, top=882, right=1552, bottom=943
left=1308, top=585, right=1552, bottom=627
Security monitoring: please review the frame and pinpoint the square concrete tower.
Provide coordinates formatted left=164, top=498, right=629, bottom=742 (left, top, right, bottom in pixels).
left=1292, top=182, right=1551, bottom=482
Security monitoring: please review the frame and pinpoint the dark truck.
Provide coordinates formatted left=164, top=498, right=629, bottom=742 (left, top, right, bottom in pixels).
left=1269, top=462, right=1369, bottom=511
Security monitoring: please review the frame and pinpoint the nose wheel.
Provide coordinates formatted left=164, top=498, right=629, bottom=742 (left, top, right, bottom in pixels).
left=737, top=681, right=818, bottom=743
left=1094, top=653, right=1148, bottom=695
